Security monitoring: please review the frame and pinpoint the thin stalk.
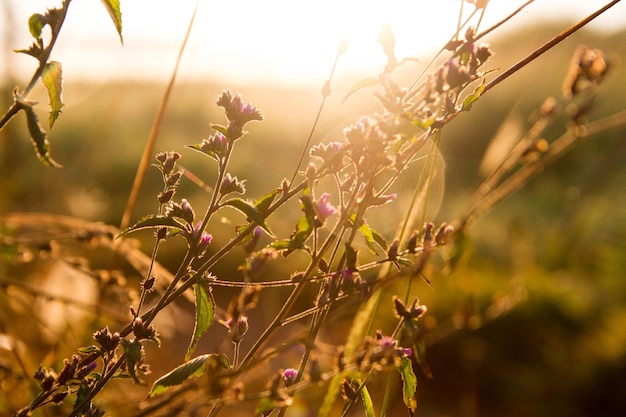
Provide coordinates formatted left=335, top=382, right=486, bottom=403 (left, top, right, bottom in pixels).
left=120, top=0, right=199, bottom=231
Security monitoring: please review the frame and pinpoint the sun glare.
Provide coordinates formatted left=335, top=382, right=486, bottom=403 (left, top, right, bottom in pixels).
left=4, top=1, right=625, bottom=85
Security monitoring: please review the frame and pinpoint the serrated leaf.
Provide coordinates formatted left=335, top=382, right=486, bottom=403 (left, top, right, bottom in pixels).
left=42, top=61, right=63, bottom=127
left=361, top=383, right=375, bottom=417
left=221, top=198, right=274, bottom=237
left=186, top=274, right=215, bottom=361
left=28, top=13, right=46, bottom=39
left=397, top=357, right=418, bottom=413
left=22, top=105, right=61, bottom=167
left=149, top=354, right=210, bottom=397
left=14, top=43, right=43, bottom=59
left=118, top=215, right=185, bottom=237
left=462, top=79, right=485, bottom=111
left=343, top=77, right=378, bottom=104
left=121, top=339, right=144, bottom=384
left=99, top=0, right=123, bottom=44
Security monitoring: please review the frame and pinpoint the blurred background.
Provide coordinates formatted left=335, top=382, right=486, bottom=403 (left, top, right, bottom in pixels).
left=1, top=1, right=626, bottom=416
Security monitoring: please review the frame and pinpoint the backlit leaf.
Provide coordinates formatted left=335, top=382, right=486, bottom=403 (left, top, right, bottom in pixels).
left=121, top=339, right=144, bottom=384
left=343, top=77, right=378, bottom=104
left=462, top=79, right=485, bottom=111
left=149, top=354, right=210, bottom=397
left=118, top=215, right=185, bottom=237
left=221, top=198, right=274, bottom=237
left=186, top=274, right=215, bottom=361
left=28, top=13, right=46, bottom=39
left=361, top=383, right=375, bottom=417
left=397, top=357, right=418, bottom=413
left=42, top=61, right=63, bottom=127
left=99, top=0, right=123, bottom=43
left=23, top=105, right=61, bottom=167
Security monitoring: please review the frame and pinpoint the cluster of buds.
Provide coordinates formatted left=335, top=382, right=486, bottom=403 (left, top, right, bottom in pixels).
left=353, top=331, right=412, bottom=371
left=216, top=90, right=264, bottom=141
left=93, top=326, right=120, bottom=352
left=132, top=317, right=160, bottom=346
left=188, top=131, right=229, bottom=163
left=562, top=46, right=610, bottom=98
left=155, top=152, right=182, bottom=205
left=310, top=141, right=345, bottom=172
left=343, top=116, right=393, bottom=174
left=315, top=268, right=362, bottom=307
left=220, top=172, right=246, bottom=195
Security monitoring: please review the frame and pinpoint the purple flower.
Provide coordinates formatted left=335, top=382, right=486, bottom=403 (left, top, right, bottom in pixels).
left=316, top=193, right=337, bottom=222
left=282, top=368, right=298, bottom=386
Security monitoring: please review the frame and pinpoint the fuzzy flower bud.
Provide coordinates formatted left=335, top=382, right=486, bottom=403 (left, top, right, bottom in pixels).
left=282, top=368, right=298, bottom=386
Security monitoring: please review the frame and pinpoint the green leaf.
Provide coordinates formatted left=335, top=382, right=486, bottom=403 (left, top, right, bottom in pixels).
left=358, top=220, right=387, bottom=255
left=254, top=188, right=281, bottom=215
left=319, top=373, right=344, bottom=417
left=210, top=123, right=228, bottom=136
left=149, top=354, right=210, bottom=397
left=186, top=274, right=215, bottom=361
left=462, top=78, right=485, bottom=111
left=118, top=215, right=185, bottom=237
left=342, top=77, right=378, bottom=104
left=121, top=339, right=144, bottom=384
left=360, top=383, right=375, bottom=417
left=22, top=104, right=61, bottom=167
left=99, top=0, right=123, bottom=44
left=221, top=198, right=274, bottom=237
left=76, top=345, right=100, bottom=354
left=397, top=357, right=418, bottom=413
left=42, top=61, right=64, bottom=127
left=254, top=397, right=276, bottom=417
left=28, top=13, right=46, bottom=39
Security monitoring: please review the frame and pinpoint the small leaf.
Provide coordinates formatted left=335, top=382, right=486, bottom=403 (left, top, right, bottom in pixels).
left=462, top=78, right=485, bottom=111
left=254, top=188, right=281, bottom=215
left=118, top=215, right=185, bottom=238
left=42, top=61, right=64, bottom=127
left=221, top=198, right=274, bottom=237
left=149, top=354, right=210, bottom=397
left=255, top=397, right=276, bottom=417
left=343, top=77, right=378, bottom=104
left=28, top=13, right=46, bottom=39
left=99, top=0, right=123, bottom=44
left=76, top=345, right=100, bottom=354
left=397, top=357, right=418, bottom=413
left=186, top=274, right=215, bottom=361
left=211, top=123, right=228, bottom=136
left=360, top=383, right=375, bottom=417
left=121, top=339, right=144, bottom=384
left=357, top=220, right=387, bottom=255
left=14, top=43, right=43, bottom=59
left=21, top=104, right=61, bottom=167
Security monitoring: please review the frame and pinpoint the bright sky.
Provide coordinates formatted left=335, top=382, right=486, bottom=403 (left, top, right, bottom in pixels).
left=1, top=0, right=625, bottom=85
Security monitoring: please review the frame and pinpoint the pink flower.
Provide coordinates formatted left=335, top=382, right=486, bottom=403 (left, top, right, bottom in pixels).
left=316, top=193, right=337, bottom=222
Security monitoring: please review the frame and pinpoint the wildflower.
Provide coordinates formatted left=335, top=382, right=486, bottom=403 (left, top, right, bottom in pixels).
left=316, top=193, right=337, bottom=223
left=282, top=368, right=298, bottom=386
left=226, top=316, right=249, bottom=343
left=216, top=90, right=263, bottom=140
left=220, top=173, right=246, bottom=195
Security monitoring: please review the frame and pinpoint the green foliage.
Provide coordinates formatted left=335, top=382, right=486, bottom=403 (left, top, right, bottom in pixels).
left=99, top=0, right=124, bottom=44
left=397, top=357, right=418, bottom=413
left=42, top=61, right=64, bottom=127
left=186, top=274, right=215, bottom=361
left=149, top=354, right=211, bottom=397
